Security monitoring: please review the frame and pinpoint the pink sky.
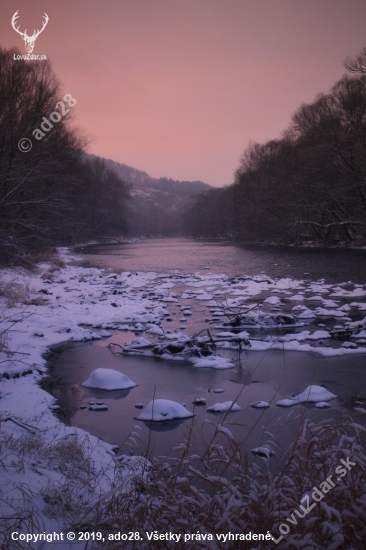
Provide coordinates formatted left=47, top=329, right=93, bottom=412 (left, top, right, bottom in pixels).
left=2, top=0, right=366, bottom=186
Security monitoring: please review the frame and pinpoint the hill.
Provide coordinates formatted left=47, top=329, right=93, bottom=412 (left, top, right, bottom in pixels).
left=88, top=154, right=211, bottom=236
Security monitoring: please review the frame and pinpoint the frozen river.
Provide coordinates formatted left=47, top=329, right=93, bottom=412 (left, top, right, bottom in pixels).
left=44, top=239, right=366, bottom=460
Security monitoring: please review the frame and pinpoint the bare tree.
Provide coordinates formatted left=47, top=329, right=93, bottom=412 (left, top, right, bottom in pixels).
left=0, top=47, right=86, bottom=262
left=183, top=70, right=366, bottom=245
left=344, top=47, right=366, bottom=74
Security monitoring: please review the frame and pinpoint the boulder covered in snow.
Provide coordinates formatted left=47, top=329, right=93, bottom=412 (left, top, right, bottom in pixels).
left=81, top=368, right=137, bottom=390
left=250, top=400, right=270, bottom=409
left=191, top=356, right=234, bottom=369
left=315, top=401, right=331, bottom=409
left=89, top=402, right=108, bottom=411
left=137, top=399, right=194, bottom=421
left=276, top=385, right=336, bottom=407
left=193, top=397, right=206, bottom=405
left=145, top=324, right=164, bottom=336
left=99, top=330, right=112, bottom=338
left=123, top=337, right=153, bottom=350
left=207, top=401, right=241, bottom=412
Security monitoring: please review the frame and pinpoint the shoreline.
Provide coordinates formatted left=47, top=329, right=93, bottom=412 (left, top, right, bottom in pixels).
left=0, top=248, right=158, bottom=549
left=1, top=247, right=366, bottom=548
left=73, top=235, right=366, bottom=251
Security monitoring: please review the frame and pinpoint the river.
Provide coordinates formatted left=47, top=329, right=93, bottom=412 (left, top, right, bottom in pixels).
left=43, top=238, right=366, bottom=461
left=75, top=238, right=366, bottom=283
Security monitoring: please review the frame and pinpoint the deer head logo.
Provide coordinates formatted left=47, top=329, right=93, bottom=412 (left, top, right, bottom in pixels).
left=11, top=11, right=49, bottom=54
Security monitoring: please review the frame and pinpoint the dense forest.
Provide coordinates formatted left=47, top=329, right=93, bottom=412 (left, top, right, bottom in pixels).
left=0, top=46, right=210, bottom=264
left=98, top=156, right=210, bottom=237
left=0, top=46, right=131, bottom=263
left=2, top=44, right=366, bottom=265
left=183, top=47, right=366, bottom=246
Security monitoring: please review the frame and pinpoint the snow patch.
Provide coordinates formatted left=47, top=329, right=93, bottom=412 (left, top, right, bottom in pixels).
left=191, top=356, right=234, bottom=369
left=276, top=385, right=337, bottom=407
left=207, top=401, right=241, bottom=412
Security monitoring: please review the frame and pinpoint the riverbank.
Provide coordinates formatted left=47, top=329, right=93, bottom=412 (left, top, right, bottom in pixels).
left=1, top=247, right=366, bottom=549
left=0, top=249, right=157, bottom=549
left=233, top=236, right=366, bottom=250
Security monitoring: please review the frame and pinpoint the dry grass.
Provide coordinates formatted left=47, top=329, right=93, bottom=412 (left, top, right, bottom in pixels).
left=0, top=410, right=365, bottom=549
left=0, top=430, right=104, bottom=548
left=0, top=279, right=30, bottom=308
left=17, top=251, right=66, bottom=272
left=0, top=276, right=50, bottom=308
left=70, top=415, right=366, bottom=550
left=0, top=278, right=46, bottom=307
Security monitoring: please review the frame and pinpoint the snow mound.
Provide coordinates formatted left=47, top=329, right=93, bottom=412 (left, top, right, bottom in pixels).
left=193, top=397, right=206, bottom=405
left=191, top=356, right=234, bottom=369
left=137, top=399, right=194, bottom=421
left=250, top=400, right=270, bottom=408
left=146, top=324, right=164, bottom=335
left=89, top=402, right=108, bottom=411
left=342, top=341, right=358, bottom=349
left=315, top=401, right=331, bottom=409
left=276, top=385, right=337, bottom=407
left=81, top=368, right=137, bottom=390
left=123, top=337, right=153, bottom=350
left=207, top=401, right=241, bottom=412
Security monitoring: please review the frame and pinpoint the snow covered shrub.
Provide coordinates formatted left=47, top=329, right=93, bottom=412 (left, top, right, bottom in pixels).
left=0, top=278, right=30, bottom=307
left=0, top=429, right=113, bottom=548
left=1, top=404, right=365, bottom=548
left=72, top=416, right=366, bottom=549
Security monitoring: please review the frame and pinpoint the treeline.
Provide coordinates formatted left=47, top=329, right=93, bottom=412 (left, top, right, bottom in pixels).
left=101, top=157, right=211, bottom=237
left=101, top=156, right=210, bottom=196
left=0, top=47, right=130, bottom=263
left=183, top=48, right=366, bottom=245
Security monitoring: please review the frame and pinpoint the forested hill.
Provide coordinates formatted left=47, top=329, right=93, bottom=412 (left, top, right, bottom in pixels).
left=101, top=157, right=210, bottom=196
left=182, top=48, right=366, bottom=247
left=88, top=154, right=211, bottom=236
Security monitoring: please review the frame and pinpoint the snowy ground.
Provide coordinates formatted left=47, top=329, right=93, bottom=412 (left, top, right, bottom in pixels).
left=1, top=248, right=366, bottom=548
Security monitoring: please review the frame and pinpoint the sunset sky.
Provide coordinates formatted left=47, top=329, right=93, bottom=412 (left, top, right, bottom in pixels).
left=2, top=0, right=366, bottom=186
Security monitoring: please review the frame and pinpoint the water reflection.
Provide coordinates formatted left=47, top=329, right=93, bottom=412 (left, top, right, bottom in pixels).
left=43, top=237, right=366, bottom=459
left=82, top=387, right=134, bottom=401
left=76, top=237, right=366, bottom=284
left=138, top=417, right=191, bottom=432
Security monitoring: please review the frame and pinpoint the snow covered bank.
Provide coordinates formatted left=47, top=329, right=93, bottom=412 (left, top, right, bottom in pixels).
left=0, top=251, right=163, bottom=548
left=1, top=248, right=366, bottom=548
